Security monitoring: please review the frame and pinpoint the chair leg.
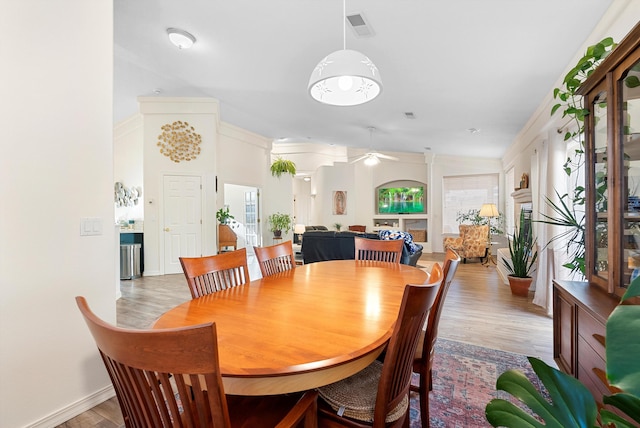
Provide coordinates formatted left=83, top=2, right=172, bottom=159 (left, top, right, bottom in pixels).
left=429, top=368, right=433, bottom=391
left=419, top=369, right=430, bottom=428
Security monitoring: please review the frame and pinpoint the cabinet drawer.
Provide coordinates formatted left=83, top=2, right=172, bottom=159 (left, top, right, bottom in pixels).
left=577, top=307, right=605, bottom=358
left=554, top=289, right=575, bottom=374
left=578, top=363, right=610, bottom=403
left=577, top=335, right=610, bottom=400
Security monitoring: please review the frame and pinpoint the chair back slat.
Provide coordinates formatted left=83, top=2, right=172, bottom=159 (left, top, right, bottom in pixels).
left=374, top=275, right=442, bottom=426
left=180, top=248, right=250, bottom=299
left=354, top=237, right=404, bottom=264
left=254, top=240, right=295, bottom=277
left=75, top=296, right=232, bottom=428
left=410, top=248, right=461, bottom=427
left=423, top=248, right=461, bottom=366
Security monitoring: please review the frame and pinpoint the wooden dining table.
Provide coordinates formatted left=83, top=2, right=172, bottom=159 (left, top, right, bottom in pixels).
left=154, top=259, right=428, bottom=395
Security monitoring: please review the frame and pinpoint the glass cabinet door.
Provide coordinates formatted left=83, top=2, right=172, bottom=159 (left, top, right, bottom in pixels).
left=621, top=56, right=640, bottom=288
left=593, top=90, right=609, bottom=282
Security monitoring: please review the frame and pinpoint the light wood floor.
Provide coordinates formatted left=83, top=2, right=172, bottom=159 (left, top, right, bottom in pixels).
left=57, top=254, right=553, bottom=427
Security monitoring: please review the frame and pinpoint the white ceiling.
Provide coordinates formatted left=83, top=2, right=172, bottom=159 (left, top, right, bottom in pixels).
left=114, top=0, right=613, bottom=159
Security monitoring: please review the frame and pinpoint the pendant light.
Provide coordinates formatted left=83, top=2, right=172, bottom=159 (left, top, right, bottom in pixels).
left=308, top=0, right=382, bottom=106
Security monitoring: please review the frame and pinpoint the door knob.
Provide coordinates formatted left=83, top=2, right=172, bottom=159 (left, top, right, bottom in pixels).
left=164, top=227, right=170, bottom=232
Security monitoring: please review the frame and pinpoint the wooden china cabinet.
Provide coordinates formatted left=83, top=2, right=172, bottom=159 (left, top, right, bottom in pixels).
left=553, top=22, right=640, bottom=405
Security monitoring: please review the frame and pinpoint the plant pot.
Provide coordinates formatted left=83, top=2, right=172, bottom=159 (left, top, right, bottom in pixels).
left=507, top=276, right=532, bottom=297
left=273, top=230, right=282, bottom=238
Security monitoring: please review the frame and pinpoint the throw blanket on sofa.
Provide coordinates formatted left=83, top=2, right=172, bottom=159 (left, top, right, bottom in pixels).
left=378, top=230, right=422, bottom=255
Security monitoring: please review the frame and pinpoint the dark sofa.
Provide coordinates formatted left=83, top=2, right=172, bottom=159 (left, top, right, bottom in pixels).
left=294, top=225, right=328, bottom=244
left=301, top=230, right=423, bottom=266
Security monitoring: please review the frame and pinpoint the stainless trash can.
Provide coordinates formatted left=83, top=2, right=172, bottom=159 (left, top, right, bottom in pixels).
left=120, top=243, right=141, bottom=280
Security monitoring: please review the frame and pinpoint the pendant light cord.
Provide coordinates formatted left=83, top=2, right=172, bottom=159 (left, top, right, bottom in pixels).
left=342, top=0, right=346, bottom=50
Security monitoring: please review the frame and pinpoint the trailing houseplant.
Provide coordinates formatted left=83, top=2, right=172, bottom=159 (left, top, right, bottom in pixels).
left=541, top=37, right=616, bottom=278
left=267, top=212, right=292, bottom=237
left=270, top=157, right=297, bottom=178
left=485, top=276, right=640, bottom=427
left=503, top=209, right=538, bottom=296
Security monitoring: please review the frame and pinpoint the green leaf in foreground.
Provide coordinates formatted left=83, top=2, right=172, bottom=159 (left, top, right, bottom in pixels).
left=485, top=357, right=597, bottom=428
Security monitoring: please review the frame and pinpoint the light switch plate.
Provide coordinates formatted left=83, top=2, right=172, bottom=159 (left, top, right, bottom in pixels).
left=80, top=217, right=103, bottom=236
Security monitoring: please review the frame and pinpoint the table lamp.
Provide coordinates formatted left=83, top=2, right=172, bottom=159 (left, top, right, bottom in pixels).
left=294, top=224, right=306, bottom=243
left=479, top=203, right=499, bottom=265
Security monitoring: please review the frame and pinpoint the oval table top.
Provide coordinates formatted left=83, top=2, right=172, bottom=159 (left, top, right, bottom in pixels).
left=154, top=259, right=428, bottom=395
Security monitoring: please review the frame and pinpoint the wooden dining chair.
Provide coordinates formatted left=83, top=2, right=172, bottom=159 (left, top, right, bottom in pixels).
left=179, top=248, right=250, bottom=299
left=411, top=248, right=461, bottom=427
left=317, top=275, right=443, bottom=427
left=76, top=296, right=318, bottom=428
left=253, top=240, right=295, bottom=277
left=354, top=237, right=404, bottom=264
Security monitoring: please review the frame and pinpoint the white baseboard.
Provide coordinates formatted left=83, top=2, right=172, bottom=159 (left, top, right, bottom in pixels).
left=26, top=385, right=115, bottom=428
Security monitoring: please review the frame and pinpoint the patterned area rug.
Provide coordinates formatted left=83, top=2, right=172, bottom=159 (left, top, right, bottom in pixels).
left=410, top=338, right=544, bottom=427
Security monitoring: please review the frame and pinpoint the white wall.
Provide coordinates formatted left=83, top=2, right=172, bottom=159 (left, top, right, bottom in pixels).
left=312, top=152, right=431, bottom=231
left=431, top=155, right=504, bottom=252
left=113, top=105, right=274, bottom=272
left=2, top=1, right=635, bottom=425
left=0, top=1, right=115, bottom=427
left=304, top=150, right=507, bottom=253
left=504, top=0, right=640, bottom=178
left=501, top=1, right=640, bottom=311
left=114, top=114, right=144, bottom=223
left=316, top=162, right=357, bottom=229
left=217, top=122, right=276, bottom=244
left=224, top=183, right=258, bottom=249
left=139, top=98, right=219, bottom=274
left=293, top=178, right=312, bottom=226
left=263, top=173, right=295, bottom=242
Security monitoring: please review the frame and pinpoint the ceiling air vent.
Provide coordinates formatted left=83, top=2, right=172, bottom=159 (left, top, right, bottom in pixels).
left=346, top=12, right=374, bottom=38
left=404, top=112, right=416, bottom=119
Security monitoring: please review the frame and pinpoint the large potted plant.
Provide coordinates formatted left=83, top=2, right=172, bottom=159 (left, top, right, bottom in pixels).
left=267, top=212, right=292, bottom=237
left=503, top=209, right=538, bottom=297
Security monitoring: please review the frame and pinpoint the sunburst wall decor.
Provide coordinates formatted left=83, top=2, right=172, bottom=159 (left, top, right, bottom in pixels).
left=157, top=120, right=202, bottom=162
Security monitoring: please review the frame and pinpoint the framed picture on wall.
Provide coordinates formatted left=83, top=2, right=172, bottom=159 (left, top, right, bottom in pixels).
left=333, top=191, right=347, bottom=215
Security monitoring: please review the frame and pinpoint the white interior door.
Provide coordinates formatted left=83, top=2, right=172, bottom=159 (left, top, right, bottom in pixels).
left=163, top=175, right=202, bottom=274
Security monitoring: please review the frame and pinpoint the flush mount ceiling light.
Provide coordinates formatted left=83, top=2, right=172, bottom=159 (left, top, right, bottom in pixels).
left=167, top=28, right=196, bottom=49
left=308, top=0, right=382, bottom=106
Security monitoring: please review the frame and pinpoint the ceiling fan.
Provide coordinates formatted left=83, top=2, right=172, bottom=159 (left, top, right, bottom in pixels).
left=349, top=151, right=399, bottom=166
left=349, top=127, right=399, bottom=166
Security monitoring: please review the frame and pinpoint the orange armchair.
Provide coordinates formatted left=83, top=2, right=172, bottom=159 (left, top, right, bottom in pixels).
left=443, top=224, right=489, bottom=263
